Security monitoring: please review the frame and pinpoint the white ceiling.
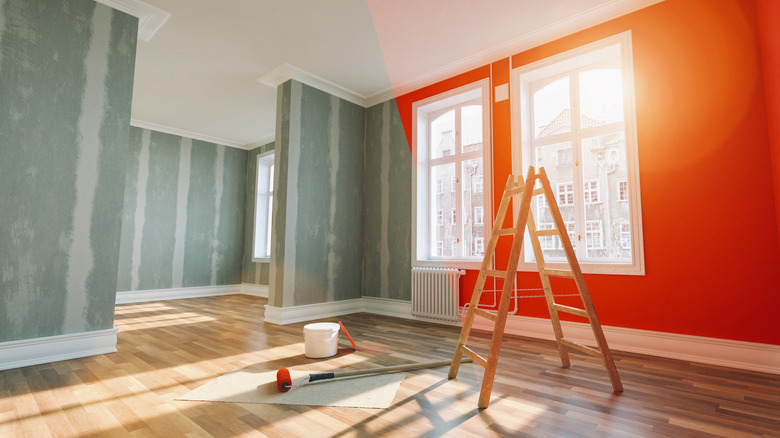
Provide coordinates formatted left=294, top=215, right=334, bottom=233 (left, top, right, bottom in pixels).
left=121, top=0, right=662, bottom=149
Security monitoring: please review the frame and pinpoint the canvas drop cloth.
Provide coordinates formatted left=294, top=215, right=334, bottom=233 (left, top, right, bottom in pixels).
left=177, top=369, right=404, bottom=409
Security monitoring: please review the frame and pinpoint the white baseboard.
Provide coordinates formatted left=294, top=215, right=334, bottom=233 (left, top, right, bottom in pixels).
left=113, top=288, right=779, bottom=375
left=241, top=283, right=269, bottom=298
left=472, top=314, right=780, bottom=375
left=264, top=298, right=364, bottom=325
left=0, top=328, right=118, bottom=372
left=264, top=296, right=454, bottom=326
left=115, top=284, right=243, bottom=304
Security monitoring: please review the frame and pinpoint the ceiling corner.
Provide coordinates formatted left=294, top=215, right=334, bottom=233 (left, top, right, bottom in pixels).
left=95, top=0, right=171, bottom=42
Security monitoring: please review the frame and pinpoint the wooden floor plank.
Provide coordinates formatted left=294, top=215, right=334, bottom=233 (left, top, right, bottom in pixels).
left=1, top=294, right=778, bottom=437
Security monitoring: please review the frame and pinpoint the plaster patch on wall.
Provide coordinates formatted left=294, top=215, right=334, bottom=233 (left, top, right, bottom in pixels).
left=172, top=137, right=191, bottom=288
left=0, top=0, right=5, bottom=73
left=64, top=5, right=111, bottom=333
left=326, top=95, right=341, bottom=302
left=380, top=102, right=391, bottom=299
left=282, top=81, right=302, bottom=307
left=210, top=145, right=225, bottom=285
left=130, top=129, right=151, bottom=291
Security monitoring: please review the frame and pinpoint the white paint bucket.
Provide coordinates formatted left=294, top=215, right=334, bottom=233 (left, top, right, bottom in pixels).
left=303, top=322, right=340, bottom=358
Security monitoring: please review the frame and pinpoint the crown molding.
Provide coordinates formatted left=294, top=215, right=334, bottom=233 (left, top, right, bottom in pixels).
left=390, top=0, right=665, bottom=98
left=130, top=118, right=256, bottom=150
left=94, top=0, right=171, bottom=42
left=245, top=132, right=276, bottom=150
left=258, top=63, right=377, bottom=108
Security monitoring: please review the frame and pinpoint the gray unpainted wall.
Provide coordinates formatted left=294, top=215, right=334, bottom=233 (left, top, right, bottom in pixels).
left=0, top=0, right=137, bottom=342
left=270, top=80, right=367, bottom=307
left=116, top=127, right=247, bottom=292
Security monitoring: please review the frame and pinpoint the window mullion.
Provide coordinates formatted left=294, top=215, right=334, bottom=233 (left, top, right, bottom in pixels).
left=570, top=71, right=587, bottom=261
left=455, top=106, right=463, bottom=258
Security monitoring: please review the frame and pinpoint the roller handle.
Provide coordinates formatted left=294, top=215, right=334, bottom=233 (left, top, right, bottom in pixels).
left=307, top=358, right=472, bottom=382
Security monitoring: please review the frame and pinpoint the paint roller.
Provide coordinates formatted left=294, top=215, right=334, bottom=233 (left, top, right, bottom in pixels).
left=276, top=357, right=473, bottom=392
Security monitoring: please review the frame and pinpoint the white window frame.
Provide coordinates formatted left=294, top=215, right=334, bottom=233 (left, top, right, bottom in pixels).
left=475, top=206, right=484, bottom=225
left=511, top=31, right=645, bottom=275
left=412, top=79, right=493, bottom=269
left=252, top=151, right=275, bottom=262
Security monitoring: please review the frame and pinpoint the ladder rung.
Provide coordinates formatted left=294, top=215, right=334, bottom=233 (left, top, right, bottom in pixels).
left=485, top=270, right=507, bottom=279
left=560, top=338, right=602, bottom=357
left=472, top=307, right=497, bottom=321
left=494, top=228, right=517, bottom=236
left=551, top=303, right=588, bottom=318
left=462, top=346, right=488, bottom=367
left=533, top=229, right=559, bottom=237
left=542, top=269, right=574, bottom=278
left=532, top=187, right=545, bottom=196
left=506, top=187, right=524, bottom=196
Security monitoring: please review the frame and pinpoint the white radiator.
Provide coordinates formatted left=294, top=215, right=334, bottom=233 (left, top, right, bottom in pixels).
left=411, top=267, right=464, bottom=323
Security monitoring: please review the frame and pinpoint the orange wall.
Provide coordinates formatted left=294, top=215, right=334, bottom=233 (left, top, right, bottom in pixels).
left=756, top=0, right=780, bottom=251
left=396, top=0, right=780, bottom=345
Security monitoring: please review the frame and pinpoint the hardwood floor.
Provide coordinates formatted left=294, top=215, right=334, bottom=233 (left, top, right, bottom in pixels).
left=1, top=294, right=779, bottom=437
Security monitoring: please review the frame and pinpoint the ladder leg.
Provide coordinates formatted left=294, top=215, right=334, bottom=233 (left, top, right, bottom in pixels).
left=525, top=213, right=570, bottom=368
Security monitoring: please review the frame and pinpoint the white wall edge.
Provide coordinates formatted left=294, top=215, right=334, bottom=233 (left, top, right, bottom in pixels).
left=471, top=313, right=780, bottom=375
left=0, top=328, right=118, bottom=372
left=241, top=283, right=269, bottom=298
left=116, top=284, right=242, bottom=304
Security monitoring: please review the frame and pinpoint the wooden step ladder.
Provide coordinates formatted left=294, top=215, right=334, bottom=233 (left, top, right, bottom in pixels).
left=448, top=166, right=623, bottom=409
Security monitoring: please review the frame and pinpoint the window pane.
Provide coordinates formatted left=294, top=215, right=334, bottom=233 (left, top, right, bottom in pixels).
left=581, top=132, right=631, bottom=261
left=533, top=142, right=573, bottom=261
left=430, top=110, right=455, bottom=159
left=533, top=76, right=570, bottom=138
left=462, top=158, right=484, bottom=257
left=461, top=104, right=483, bottom=153
left=431, top=163, right=456, bottom=257
left=579, top=68, right=623, bottom=127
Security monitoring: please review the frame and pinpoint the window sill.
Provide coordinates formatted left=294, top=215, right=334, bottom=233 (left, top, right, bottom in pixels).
left=518, top=260, right=645, bottom=276
left=414, top=259, right=484, bottom=270
left=252, top=257, right=271, bottom=264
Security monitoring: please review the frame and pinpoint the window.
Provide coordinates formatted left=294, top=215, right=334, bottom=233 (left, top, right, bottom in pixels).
left=619, top=222, right=631, bottom=249
left=557, top=182, right=574, bottom=205
left=619, top=180, right=628, bottom=201
left=437, top=241, right=444, bottom=256
left=557, top=147, right=572, bottom=166
left=253, top=151, right=275, bottom=261
left=512, top=32, right=644, bottom=275
left=474, top=237, right=484, bottom=255
left=413, top=80, right=492, bottom=267
left=475, top=206, right=484, bottom=225
left=585, top=220, right=604, bottom=252
left=538, top=223, right=556, bottom=249
left=584, top=180, right=599, bottom=204
left=437, top=209, right=443, bottom=226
